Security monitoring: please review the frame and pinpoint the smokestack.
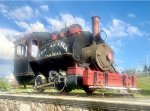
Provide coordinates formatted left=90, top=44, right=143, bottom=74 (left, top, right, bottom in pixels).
left=91, top=16, right=100, bottom=39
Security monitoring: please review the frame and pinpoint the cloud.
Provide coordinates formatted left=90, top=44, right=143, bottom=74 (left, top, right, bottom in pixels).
left=0, top=28, right=22, bottom=42
left=139, top=21, right=150, bottom=27
left=147, top=34, right=150, bottom=41
left=35, top=9, right=40, bottom=16
left=103, top=19, right=142, bottom=38
left=0, top=58, right=13, bottom=76
left=15, top=21, right=47, bottom=33
left=128, top=13, right=136, bottom=18
left=148, top=21, right=150, bottom=25
left=0, top=4, right=40, bottom=21
left=0, top=64, right=13, bottom=76
left=0, top=30, right=14, bottom=59
left=0, top=3, right=10, bottom=19
left=0, top=58, right=13, bottom=65
left=145, top=32, right=150, bottom=37
left=115, top=40, right=125, bottom=46
left=46, top=13, right=91, bottom=31
left=8, top=6, right=33, bottom=20
left=0, top=28, right=22, bottom=59
left=109, top=43, right=121, bottom=54
left=115, top=59, right=124, bottom=64
left=127, top=25, right=142, bottom=36
left=39, top=5, right=49, bottom=12
left=0, top=3, right=8, bottom=14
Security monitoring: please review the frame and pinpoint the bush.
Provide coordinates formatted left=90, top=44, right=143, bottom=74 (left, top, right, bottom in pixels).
left=0, top=78, right=10, bottom=91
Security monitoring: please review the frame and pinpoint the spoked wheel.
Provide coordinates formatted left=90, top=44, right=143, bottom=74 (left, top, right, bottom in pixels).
left=83, top=86, right=96, bottom=94
left=54, top=76, right=72, bottom=93
left=65, top=87, right=72, bottom=93
left=55, top=82, right=65, bottom=92
left=55, top=81, right=72, bottom=93
left=34, top=75, right=47, bottom=93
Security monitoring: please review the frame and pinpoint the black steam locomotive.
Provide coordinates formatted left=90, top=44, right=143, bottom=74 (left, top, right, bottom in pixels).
left=14, top=16, right=137, bottom=93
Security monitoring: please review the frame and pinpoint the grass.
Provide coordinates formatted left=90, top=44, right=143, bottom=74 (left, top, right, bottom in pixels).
left=8, top=85, right=35, bottom=93
left=8, top=85, right=85, bottom=93
left=3, top=75, right=150, bottom=98
left=137, top=76, right=150, bottom=96
left=7, top=85, right=125, bottom=97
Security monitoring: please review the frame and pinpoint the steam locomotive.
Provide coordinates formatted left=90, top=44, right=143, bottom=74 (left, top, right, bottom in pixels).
left=14, top=16, right=137, bottom=93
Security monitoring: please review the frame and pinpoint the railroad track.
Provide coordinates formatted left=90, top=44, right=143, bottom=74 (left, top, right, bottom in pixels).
left=16, top=91, right=135, bottom=97
left=0, top=93, right=150, bottom=111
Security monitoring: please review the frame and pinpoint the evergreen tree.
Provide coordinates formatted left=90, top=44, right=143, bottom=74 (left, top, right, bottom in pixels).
left=143, top=64, right=148, bottom=73
left=148, top=66, right=150, bottom=73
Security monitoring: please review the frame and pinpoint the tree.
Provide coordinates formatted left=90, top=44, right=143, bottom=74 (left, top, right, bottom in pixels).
left=148, top=66, right=150, bottom=73
left=121, top=69, right=136, bottom=75
left=143, top=64, right=148, bottom=73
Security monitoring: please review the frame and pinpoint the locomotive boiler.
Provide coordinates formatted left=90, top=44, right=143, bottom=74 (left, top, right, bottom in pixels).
left=14, top=16, right=137, bottom=93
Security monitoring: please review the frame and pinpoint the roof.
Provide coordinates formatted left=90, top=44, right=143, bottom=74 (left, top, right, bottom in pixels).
left=14, top=32, right=51, bottom=44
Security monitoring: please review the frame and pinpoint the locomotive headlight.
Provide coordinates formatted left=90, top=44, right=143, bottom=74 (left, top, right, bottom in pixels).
left=107, top=51, right=113, bottom=61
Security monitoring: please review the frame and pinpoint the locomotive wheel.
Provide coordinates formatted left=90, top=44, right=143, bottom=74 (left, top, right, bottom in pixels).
left=53, top=71, right=72, bottom=93
left=34, top=75, right=47, bottom=93
left=83, top=86, right=95, bottom=94
left=64, top=87, right=72, bottom=93
left=55, top=83, right=65, bottom=91
left=55, top=83, right=72, bottom=93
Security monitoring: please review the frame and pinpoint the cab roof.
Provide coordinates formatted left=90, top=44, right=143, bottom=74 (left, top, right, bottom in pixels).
left=14, top=32, right=51, bottom=44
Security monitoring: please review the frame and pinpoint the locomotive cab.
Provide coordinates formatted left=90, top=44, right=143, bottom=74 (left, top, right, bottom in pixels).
left=13, top=32, right=51, bottom=86
left=14, top=39, right=34, bottom=86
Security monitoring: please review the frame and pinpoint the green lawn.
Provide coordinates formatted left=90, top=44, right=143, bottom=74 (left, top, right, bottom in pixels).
left=137, top=76, right=150, bottom=96
left=2, top=76, right=150, bottom=97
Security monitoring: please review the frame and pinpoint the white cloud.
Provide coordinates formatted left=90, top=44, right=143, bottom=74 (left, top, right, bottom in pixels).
left=115, top=40, right=125, bottom=46
left=109, top=43, right=121, bottom=53
left=127, top=25, right=142, bottom=36
left=0, top=28, right=23, bottom=59
left=128, top=13, right=136, bottom=18
left=35, top=9, right=40, bottom=16
left=8, top=6, right=33, bottom=20
left=0, top=3, right=8, bottom=14
left=0, top=3, right=10, bottom=19
left=15, top=21, right=47, bottom=33
left=0, top=28, right=22, bottom=42
left=144, top=32, right=150, bottom=37
left=103, top=19, right=142, bottom=38
left=0, top=29, right=19, bottom=59
left=103, top=19, right=128, bottom=37
left=46, top=13, right=91, bottom=31
left=0, top=5, right=41, bottom=21
left=40, top=5, right=49, bottom=12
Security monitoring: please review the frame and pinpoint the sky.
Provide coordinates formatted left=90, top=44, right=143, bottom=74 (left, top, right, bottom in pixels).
left=0, top=1, right=150, bottom=76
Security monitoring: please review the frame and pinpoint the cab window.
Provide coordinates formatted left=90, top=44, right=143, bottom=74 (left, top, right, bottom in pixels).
left=16, top=45, right=25, bottom=57
left=31, top=40, right=39, bottom=57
